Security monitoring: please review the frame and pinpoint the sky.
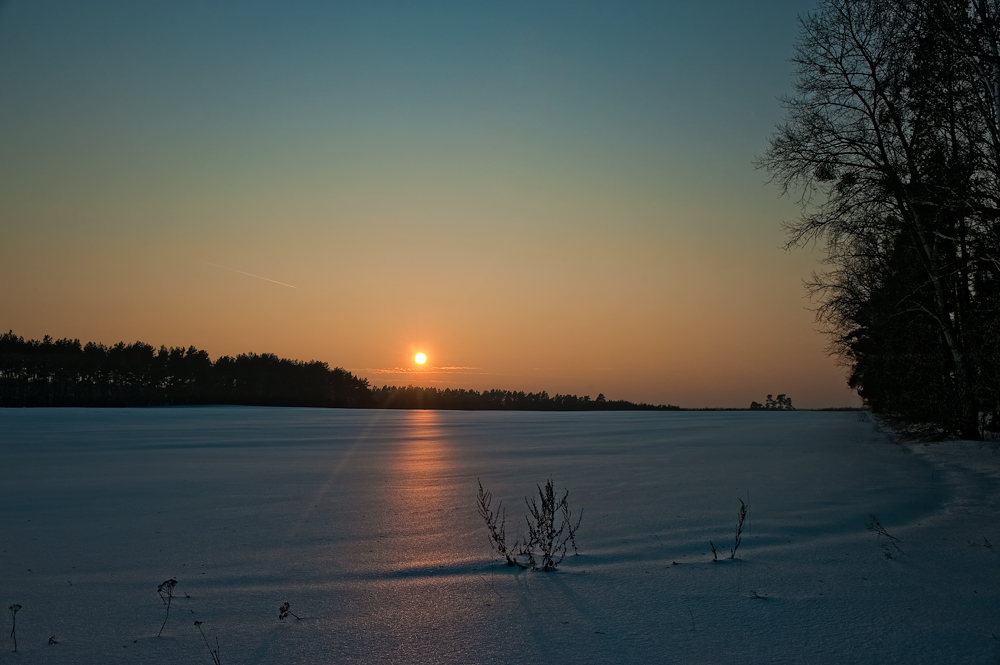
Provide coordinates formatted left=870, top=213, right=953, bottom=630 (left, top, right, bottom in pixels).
left=0, top=0, right=859, bottom=408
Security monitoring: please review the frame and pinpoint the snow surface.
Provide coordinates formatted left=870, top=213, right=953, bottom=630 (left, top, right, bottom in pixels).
left=0, top=408, right=998, bottom=664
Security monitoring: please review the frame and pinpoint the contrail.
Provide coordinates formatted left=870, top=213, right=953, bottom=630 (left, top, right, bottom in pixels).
left=202, top=261, right=297, bottom=289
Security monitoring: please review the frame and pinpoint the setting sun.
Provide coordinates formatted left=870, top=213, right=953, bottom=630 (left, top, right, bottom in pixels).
left=414, top=352, right=427, bottom=365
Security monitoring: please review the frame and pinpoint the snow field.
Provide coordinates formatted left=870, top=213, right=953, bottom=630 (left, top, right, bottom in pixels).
left=0, top=408, right=998, bottom=663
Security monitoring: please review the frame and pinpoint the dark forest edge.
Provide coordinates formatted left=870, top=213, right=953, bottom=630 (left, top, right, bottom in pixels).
left=0, top=332, right=679, bottom=411
left=758, top=0, right=1000, bottom=440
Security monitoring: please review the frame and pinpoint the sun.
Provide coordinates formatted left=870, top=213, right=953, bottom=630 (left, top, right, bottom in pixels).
left=414, top=352, right=427, bottom=365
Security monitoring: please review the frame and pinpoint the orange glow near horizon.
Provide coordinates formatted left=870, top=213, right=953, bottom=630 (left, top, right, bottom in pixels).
left=0, top=3, right=867, bottom=409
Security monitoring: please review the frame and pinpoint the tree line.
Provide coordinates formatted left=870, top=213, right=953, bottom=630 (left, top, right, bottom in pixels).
left=761, top=0, right=1000, bottom=439
left=0, top=332, right=677, bottom=411
left=0, top=332, right=371, bottom=408
left=370, top=385, right=678, bottom=411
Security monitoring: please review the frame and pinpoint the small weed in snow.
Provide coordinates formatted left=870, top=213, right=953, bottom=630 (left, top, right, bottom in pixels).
left=709, top=497, right=749, bottom=562
left=477, top=478, right=583, bottom=571
left=8, top=604, right=21, bottom=652
left=156, top=578, right=178, bottom=637
left=194, top=621, right=221, bottom=665
left=867, top=514, right=904, bottom=558
left=525, top=478, right=583, bottom=571
left=730, top=498, right=748, bottom=559
left=278, top=602, right=300, bottom=621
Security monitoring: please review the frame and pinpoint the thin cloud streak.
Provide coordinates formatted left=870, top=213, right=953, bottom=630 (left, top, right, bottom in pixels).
left=203, top=261, right=297, bottom=289
left=357, top=366, right=484, bottom=375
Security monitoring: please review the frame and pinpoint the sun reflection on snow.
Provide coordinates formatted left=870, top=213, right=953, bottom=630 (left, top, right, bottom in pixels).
left=387, top=410, right=454, bottom=568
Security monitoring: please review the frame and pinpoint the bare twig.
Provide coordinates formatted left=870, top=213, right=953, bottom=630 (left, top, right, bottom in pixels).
left=194, top=621, right=221, bottom=665
left=8, top=604, right=21, bottom=652
left=867, top=514, right=904, bottom=557
left=525, top=479, right=575, bottom=571
left=563, top=500, right=584, bottom=555
left=477, top=479, right=527, bottom=568
left=156, top=579, right=177, bottom=637
left=479, top=574, right=503, bottom=599
left=730, top=498, right=748, bottom=559
left=278, top=602, right=300, bottom=621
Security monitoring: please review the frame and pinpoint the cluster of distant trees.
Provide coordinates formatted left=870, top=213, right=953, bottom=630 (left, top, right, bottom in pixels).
left=370, top=385, right=679, bottom=411
left=749, top=394, right=795, bottom=411
left=0, top=332, right=677, bottom=411
left=760, top=0, right=1000, bottom=439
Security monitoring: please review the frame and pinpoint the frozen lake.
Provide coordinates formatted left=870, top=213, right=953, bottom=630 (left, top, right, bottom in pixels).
left=1, top=408, right=998, bottom=663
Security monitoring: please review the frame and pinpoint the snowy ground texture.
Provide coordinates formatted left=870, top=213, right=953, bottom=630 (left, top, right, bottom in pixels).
left=1, top=408, right=999, bottom=664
